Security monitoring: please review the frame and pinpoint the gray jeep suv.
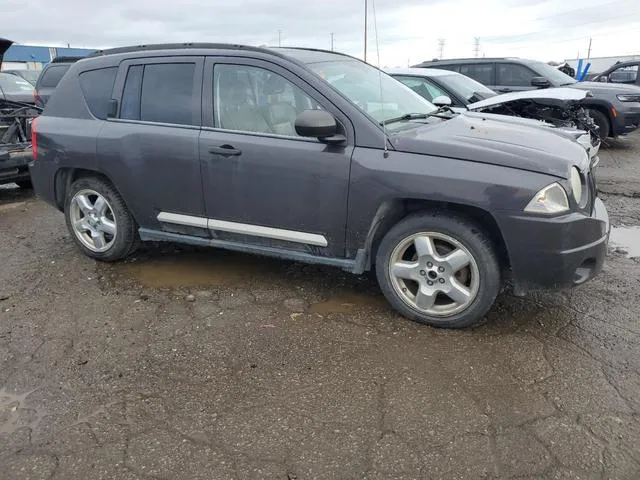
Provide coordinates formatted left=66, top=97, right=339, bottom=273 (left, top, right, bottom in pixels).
left=29, top=44, right=609, bottom=328
left=413, top=57, right=640, bottom=139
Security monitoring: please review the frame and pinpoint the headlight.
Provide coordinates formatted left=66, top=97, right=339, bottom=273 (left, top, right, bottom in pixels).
left=524, top=183, right=569, bottom=214
left=570, top=167, right=583, bottom=204
left=617, top=94, right=640, bottom=102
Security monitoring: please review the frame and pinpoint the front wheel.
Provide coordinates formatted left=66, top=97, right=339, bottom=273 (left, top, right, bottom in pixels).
left=375, top=212, right=501, bottom=328
left=588, top=109, right=610, bottom=140
left=64, top=176, right=139, bottom=261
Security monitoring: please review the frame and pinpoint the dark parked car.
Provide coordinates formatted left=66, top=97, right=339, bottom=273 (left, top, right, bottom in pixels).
left=592, top=60, right=639, bottom=86
left=34, top=56, right=84, bottom=107
left=30, top=44, right=609, bottom=328
left=413, top=57, right=640, bottom=139
left=0, top=38, right=39, bottom=188
left=3, top=69, right=41, bottom=86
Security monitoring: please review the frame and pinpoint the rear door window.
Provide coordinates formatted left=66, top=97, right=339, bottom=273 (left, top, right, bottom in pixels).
left=118, top=63, right=196, bottom=126
left=38, top=65, right=70, bottom=88
left=497, top=63, right=538, bottom=87
left=79, top=67, right=118, bottom=119
left=458, top=64, right=493, bottom=85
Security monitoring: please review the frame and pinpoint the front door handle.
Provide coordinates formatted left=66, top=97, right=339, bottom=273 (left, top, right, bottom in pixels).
left=209, top=145, right=242, bottom=157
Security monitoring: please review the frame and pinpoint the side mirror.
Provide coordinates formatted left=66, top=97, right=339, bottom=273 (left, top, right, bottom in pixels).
left=531, top=77, right=551, bottom=88
left=432, top=95, right=452, bottom=107
left=295, top=110, right=344, bottom=143
left=599, top=76, right=608, bottom=82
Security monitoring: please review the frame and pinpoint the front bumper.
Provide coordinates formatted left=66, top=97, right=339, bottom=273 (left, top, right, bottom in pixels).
left=0, top=148, right=32, bottom=184
left=613, top=106, right=640, bottom=135
left=498, top=197, right=609, bottom=294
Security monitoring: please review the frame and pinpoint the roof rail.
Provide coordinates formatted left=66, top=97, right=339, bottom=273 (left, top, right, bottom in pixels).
left=88, top=42, right=274, bottom=58
left=51, top=56, right=87, bottom=63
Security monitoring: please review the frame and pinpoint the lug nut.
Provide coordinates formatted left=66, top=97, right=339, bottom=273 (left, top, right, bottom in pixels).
left=438, top=266, right=445, bottom=272
left=427, top=281, right=434, bottom=286
left=427, top=262, right=433, bottom=268
left=420, top=270, right=426, bottom=276
left=439, top=278, right=445, bottom=284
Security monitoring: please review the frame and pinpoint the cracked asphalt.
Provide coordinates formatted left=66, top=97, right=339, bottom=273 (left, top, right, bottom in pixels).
left=1, top=133, right=640, bottom=480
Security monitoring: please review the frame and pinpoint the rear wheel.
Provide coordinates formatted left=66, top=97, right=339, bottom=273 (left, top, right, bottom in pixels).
left=588, top=109, right=610, bottom=139
left=375, top=212, right=501, bottom=328
left=64, top=176, right=139, bottom=261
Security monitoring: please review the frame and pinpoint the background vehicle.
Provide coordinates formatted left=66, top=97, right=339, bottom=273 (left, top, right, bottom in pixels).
left=2, top=69, right=40, bottom=86
left=592, top=60, right=639, bottom=86
left=388, top=67, right=600, bottom=155
left=0, top=38, right=39, bottom=188
left=413, top=57, right=640, bottom=139
left=33, top=56, right=83, bottom=107
left=30, top=44, right=608, bottom=329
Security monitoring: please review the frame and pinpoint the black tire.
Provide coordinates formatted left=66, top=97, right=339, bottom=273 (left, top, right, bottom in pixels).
left=64, top=176, right=139, bottom=261
left=375, top=211, right=501, bottom=328
left=16, top=179, right=32, bottom=189
left=588, top=109, right=610, bottom=139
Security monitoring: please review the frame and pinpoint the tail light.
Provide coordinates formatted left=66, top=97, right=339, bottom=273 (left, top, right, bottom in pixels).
left=31, top=117, right=38, bottom=160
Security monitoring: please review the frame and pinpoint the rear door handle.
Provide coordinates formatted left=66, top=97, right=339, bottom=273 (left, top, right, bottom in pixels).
left=209, top=145, right=242, bottom=157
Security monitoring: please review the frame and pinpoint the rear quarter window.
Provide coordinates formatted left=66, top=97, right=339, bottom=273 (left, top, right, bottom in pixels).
left=79, top=67, right=118, bottom=119
left=38, top=65, right=70, bottom=88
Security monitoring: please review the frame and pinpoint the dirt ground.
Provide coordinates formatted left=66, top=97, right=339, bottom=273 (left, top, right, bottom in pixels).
left=1, top=133, right=640, bottom=480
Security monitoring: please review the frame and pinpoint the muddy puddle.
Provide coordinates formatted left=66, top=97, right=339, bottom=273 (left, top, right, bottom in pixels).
left=610, top=226, right=640, bottom=258
left=0, top=388, right=43, bottom=435
left=116, top=249, right=283, bottom=288
left=309, top=292, right=389, bottom=316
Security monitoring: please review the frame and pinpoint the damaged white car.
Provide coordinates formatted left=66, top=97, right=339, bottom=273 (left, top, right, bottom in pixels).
left=388, top=67, right=600, bottom=160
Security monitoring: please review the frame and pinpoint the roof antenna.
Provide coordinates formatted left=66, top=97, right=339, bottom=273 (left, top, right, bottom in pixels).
left=371, top=0, right=389, bottom=158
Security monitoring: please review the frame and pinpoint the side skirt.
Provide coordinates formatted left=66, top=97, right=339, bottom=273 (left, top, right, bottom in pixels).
left=138, top=228, right=358, bottom=272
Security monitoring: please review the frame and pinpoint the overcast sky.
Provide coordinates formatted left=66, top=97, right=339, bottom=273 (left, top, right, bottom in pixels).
left=3, top=0, right=639, bottom=66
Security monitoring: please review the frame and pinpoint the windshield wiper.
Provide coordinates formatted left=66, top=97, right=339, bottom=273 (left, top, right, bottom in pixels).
left=380, top=111, right=452, bottom=126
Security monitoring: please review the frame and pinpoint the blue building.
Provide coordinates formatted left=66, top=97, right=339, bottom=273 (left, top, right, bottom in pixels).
left=2, top=44, right=95, bottom=71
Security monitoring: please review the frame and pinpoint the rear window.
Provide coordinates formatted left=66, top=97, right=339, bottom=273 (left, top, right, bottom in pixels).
left=458, top=64, right=494, bottom=85
left=119, top=63, right=196, bottom=126
left=79, top=67, right=118, bottom=119
left=38, top=65, right=70, bottom=88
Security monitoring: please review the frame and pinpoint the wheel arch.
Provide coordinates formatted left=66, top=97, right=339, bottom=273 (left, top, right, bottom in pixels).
left=581, top=100, right=614, bottom=137
left=54, top=168, right=136, bottom=221
left=356, top=198, right=510, bottom=275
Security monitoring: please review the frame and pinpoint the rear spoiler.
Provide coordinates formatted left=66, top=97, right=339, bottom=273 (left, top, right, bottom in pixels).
left=0, top=38, right=14, bottom=70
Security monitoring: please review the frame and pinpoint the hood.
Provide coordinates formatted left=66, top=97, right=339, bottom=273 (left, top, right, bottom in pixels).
left=389, top=112, right=589, bottom=178
left=569, top=81, right=640, bottom=94
left=0, top=38, right=13, bottom=70
left=468, top=87, right=588, bottom=110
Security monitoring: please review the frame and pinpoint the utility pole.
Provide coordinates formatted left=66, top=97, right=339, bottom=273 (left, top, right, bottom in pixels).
left=587, top=37, right=592, bottom=59
left=364, top=0, right=368, bottom=62
left=277, top=30, right=282, bottom=47
left=438, top=38, right=445, bottom=59
left=473, top=37, right=480, bottom=58
left=330, top=32, right=335, bottom=51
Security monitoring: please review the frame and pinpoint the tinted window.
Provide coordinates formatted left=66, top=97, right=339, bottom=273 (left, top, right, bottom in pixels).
left=458, top=64, right=493, bottom=85
left=609, top=65, right=638, bottom=84
left=79, top=67, right=117, bottom=119
left=497, top=63, right=537, bottom=87
left=214, top=64, right=321, bottom=136
left=141, top=63, right=195, bottom=125
left=393, top=75, right=447, bottom=102
left=38, top=65, right=70, bottom=88
left=120, top=65, right=143, bottom=120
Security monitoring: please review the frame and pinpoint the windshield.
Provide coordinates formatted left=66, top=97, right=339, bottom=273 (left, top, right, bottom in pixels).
left=440, top=73, right=496, bottom=102
left=0, top=73, right=34, bottom=94
left=308, top=59, right=438, bottom=125
left=17, top=71, right=40, bottom=85
left=529, top=61, right=577, bottom=86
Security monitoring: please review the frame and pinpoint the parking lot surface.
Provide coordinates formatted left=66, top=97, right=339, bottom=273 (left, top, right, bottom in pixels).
left=1, top=134, right=640, bottom=479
